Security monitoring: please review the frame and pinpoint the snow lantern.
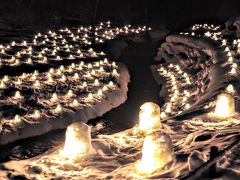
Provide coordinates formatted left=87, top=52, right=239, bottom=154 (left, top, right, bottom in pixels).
left=214, top=93, right=235, bottom=119
left=136, top=131, right=174, bottom=175
left=61, top=122, right=91, bottom=159
left=138, top=102, right=161, bottom=133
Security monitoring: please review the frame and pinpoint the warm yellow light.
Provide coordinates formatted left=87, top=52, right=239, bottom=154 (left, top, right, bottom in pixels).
left=61, top=122, right=91, bottom=159
left=51, top=93, right=58, bottom=101
left=214, top=93, right=235, bottom=119
left=0, top=81, right=6, bottom=89
left=47, top=76, right=54, bottom=84
left=94, top=79, right=99, bottom=86
left=34, top=80, right=41, bottom=88
left=15, top=78, right=22, bottom=85
left=33, top=110, right=41, bottom=119
left=2, top=75, right=8, bottom=82
left=14, top=91, right=23, bottom=99
left=55, top=104, right=63, bottom=113
left=226, top=84, right=235, bottom=93
left=72, top=99, right=79, bottom=107
left=67, top=90, right=74, bottom=97
left=14, top=114, right=22, bottom=123
left=61, top=75, right=67, bottom=82
left=136, top=132, right=174, bottom=175
left=98, top=89, right=103, bottom=97
left=138, top=102, right=161, bottom=133
left=73, top=73, right=79, bottom=80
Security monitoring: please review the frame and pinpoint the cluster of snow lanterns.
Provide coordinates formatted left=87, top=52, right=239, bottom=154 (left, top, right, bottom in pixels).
left=184, top=24, right=238, bottom=119
left=162, top=23, right=240, bottom=120
left=134, top=23, right=240, bottom=174
left=0, top=58, right=119, bottom=126
left=59, top=101, right=175, bottom=176
left=0, top=21, right=149, bottom=68
left=185, top=23, right=239, bottom=76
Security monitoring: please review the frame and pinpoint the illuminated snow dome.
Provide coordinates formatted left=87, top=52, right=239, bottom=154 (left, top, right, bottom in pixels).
left=136, top=131, right=175, bottom=175
left=138, top=102, right=161, bottom=133
left=61, top=122, right=92, bottom=160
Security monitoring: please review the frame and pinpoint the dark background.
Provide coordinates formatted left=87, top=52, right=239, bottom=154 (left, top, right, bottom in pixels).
left=0, top=0, right=239, bottom=31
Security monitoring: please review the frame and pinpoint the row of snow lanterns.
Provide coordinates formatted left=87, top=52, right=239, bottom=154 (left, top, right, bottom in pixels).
left=182, top=24, right=222, bottom=39
left=191, top=24, right=221, bottom=31
left=157, top=64, right=192, bottom=117
left=38, top=22, right=148, bottom=45
left=188, top=24, right=240, bottom=76
left=0, top=39, right=104, bottom=67
left=0, top=22, right=149, bottom=67
left=199, top=25, right=240, bottom=75
left=0, top=59, right=119, bottom=124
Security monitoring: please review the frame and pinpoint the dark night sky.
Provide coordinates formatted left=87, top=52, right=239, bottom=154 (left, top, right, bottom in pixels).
left=0, top=0, right=240, bottom=30
left=97, top=0, right=240, bottom=29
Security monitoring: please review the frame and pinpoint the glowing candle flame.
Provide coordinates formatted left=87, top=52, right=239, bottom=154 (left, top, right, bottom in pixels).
left=102, top=85, right=108, bottom=92
left=14, top=115, right=22, bottom=123
left=82, top=81, right=87, bottom=88
left=88, top=63, right=92, bottom=69
left=98, top=89, right=103, bottom=97
left=15, top=78, right=22, bottom=85
left=214, top=93, right=235, bottom=119
left=104, top=58, right=108, bottom=64
left=88, top=93, right=93, bottom=100
left=14, top=91, right=23, bottom=99
left=67, top=90, right=74, bottom=97
left=91, top=70, right=96, bottom=76
left=112, top=69, right=119, bottom=76
left=226, top=84, right=235, bottom=93
left=47, top=76, right=54, bottom=84
left=33, top=110, right=41, bottom=119
left=94, top=79, right=99, bottom=86
left=99, top=66, right=104, bottom=72
left=55, top=104, right=63, bottom=113
left=230, top=67, right=237, bottom=75
left=72, top=99, right=79, bottom=107
left=34, top=80, right=41, bottom=88
left=73, top=73, right=79, bottom=80
left=52, top=93, right=58, bottom=101
left=61, top=75, right=67, bottom=82
left=21, top=73, right=27, bottom=79
left=0, top=81, right=6, bottom=89
left=49, top=68, right=54, bottom=74
left=108, top=81, right=114, bottom=87
left=2, top=75, right=8, bottom=82
left=60, top=65, right=64, bottom=71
